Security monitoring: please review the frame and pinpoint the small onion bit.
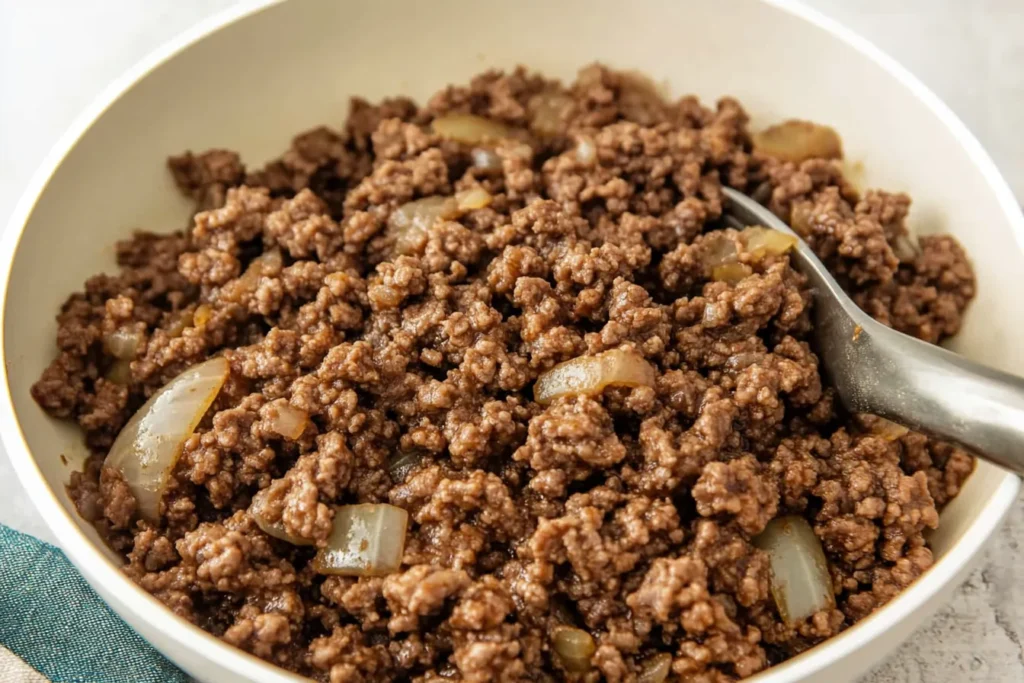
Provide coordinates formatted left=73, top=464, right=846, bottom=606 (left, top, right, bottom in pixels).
left=753, top=516, right=835, bottom=625
left=552, top=626, right=596, bottom=674
left=263, top=400, right=309, bottom=440
left=432, top=114, right=512, bottom=144
left=313, top=504, right=409, bottom=577
left=249, top=487, right=315, bottom=546
left=752, top=119, right=843, bottom=164
left=637, top=653, right=673, bottom=683
left=105, top=356, right=230, bottom=522
left=534, top=349, right=657, bottom=406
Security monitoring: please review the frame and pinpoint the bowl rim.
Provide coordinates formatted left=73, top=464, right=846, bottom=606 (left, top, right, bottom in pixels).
left=0, top=1, right=1020, bottom=681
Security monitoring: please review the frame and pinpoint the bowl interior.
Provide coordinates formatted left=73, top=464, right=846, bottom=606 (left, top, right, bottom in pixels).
left=3, top=1, right=1021, bottom=681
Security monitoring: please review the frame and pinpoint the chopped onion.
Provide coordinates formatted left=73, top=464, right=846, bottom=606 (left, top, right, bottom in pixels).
left=528, top=90, right=575, bottom=137
left=862, top=414, right=910, bottom=441
left=741, top=227, right=798, bottom=260
left=388, top=196, right=459, bottom=255
left=470, top=147, right=502, bottom=171
left=712, top=263, right=752, bottom=285
left=574, top=137, right=596, bottom=165
left=552, top=627, right=595, bottom=673
left=249, top=487, right=315, bottom=546
left=103, top=327, right=142, bottom=360
left=313, top=504, right=409, bottom=577
left=637, top=653, right=673, bottom=683
left=264, top=401, right=309, bottom=440
left=790, top=202, right=813, bottom=237
left=432, top=114, right=511, bottom=144
left=704, top=233, right=738, bottom=268
left=455, top=187, right=493, bottom=211
left=534, top=349, right=656, bottom=405
left=106, top=359, right=132, bottom=385
left=893, top=233, right=922, bottom=262
left=389, top=452, right=422, bottom=483
left=754, top=516, right=835, bottom=625
left=105, top=357, right=230, bottom=521
left=193, top=304, right=213, bottom=328
left=753, top=120, right=843, bottom=163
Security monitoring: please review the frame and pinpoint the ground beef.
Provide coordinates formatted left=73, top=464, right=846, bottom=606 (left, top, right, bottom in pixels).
left=37, top=64, right=976, bottom=682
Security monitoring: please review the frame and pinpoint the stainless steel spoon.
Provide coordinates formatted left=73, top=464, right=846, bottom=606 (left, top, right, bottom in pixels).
left=722, top=186, right=1024, bottom=474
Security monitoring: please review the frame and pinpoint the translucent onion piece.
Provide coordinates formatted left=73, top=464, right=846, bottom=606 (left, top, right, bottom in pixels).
left=433, top=114, right=511, bottom=144
left=266, top=402, right=309, bottom=440
left=164, top=310, right=193, bottom=338
left=637, top=653, right=673, bottom=683
left=106, top=357, right=230, bottom=521
left=455, top=187, right=493, bottom=211
left=388, top=452, right=422, bottom=483
left=712, top=263, right=752, bottom=285
left=249, top=487, right=315, bottom=546
left=534, top=349, right=656, bottom=405
left=528, top=90, right=575, bottom=137
left=313, top=504, right=409, bottom=577
left=754, top=516, right=835, bottom=625
left=106, top=359, right=132, bottom=385
left=388, top=196, right=459, bottom=255
left=103, top=327, right=142, bottom=360
left=704, top=233, right=738, bottom=268
left=893, top=233, right=922, bottom=262
left=741, top=227, right=798, bottom=260
left=552, top=627, right=595, bottom=673
left=862, top=414, right=910, bottom=441
left=470, top=147, right=502, bottom=171
left=790, top=202, right=814, bottom=237
left=193, top=304, right=213, bottom=329
left=575, top=137, right=596, bottom=165
left=753, top=120, right=843, bottom=163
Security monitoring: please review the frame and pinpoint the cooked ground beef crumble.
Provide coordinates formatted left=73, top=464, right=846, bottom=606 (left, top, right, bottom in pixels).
left=33, top=65, right=977, bottom=682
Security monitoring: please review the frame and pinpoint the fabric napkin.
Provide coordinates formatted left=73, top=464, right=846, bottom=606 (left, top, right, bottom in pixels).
left=0, top=524, right=190, bottom=683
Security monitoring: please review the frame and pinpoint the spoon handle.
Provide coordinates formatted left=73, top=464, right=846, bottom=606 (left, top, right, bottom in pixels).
left=848, top=322, right=1024, bottom=475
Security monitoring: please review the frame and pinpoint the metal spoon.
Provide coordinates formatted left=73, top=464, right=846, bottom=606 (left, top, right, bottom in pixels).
left=722, top=186, right=1024, bottom=474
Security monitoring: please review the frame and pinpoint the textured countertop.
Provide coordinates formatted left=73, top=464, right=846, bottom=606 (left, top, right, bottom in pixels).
left=0, top=1, right=1021, bottom=680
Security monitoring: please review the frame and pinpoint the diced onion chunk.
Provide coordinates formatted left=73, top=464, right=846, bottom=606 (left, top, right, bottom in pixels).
left=433, top=114, right=511, bottom=144
left=534, top=349, right=656, bottom=405
left=637, top=653, right=673, bottom=683
left=313, top=504, right=409, bottom=577
left=741, top=227, right=798, bottom=260
left=455, top=187, right=493, bottom=211
left=754, top=516, right=835, bottom=625
left=552, top=627, right=595, bottom=673
left=103, top=327, right=143, bottom=360
left=105, top=357, right=230, bottom=521
left=470, top=147, right=502, bottom=170
left=249, top=487, right=315, bottom=546
left=712, top=263, right=752, bottom=284
left=528, top=90, right=575, bottom=137
left=388, top=196, right=459, bottom=255
left=753, top=120, right=843, bottom=163
left=265, top=401, right=309, bottom=440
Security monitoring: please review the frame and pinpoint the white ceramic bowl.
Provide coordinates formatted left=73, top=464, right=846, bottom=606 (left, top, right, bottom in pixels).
left=2, top=1, right=1021, bottom=681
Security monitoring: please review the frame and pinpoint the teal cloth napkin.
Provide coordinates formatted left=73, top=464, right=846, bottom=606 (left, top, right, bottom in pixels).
left=0, top=524, right=190, bottom=683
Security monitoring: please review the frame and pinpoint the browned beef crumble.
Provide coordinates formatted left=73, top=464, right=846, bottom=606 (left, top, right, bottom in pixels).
left=36, top=65, right=976, bottom=682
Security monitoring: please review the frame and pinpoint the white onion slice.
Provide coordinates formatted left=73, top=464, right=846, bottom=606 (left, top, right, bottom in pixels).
left=106, top=357, right=230, bottom=521
left=432, top=114, right=511, bottom=144
left=741, top=227, right=798, bottom=260
left=534, top=349, right=656, bottom=405
left=753, top=120, right=843, bottom=163
left=312, top=504, right=409, bottom=577
left=754, top=516, right=835, bottom=625
left=264, top=401, right=309, bottom=440
left=249, top=486, right=315, bottom=546
left=103, top=327, right=143, bottom=360
left=388, top=196, right=459, bottom=255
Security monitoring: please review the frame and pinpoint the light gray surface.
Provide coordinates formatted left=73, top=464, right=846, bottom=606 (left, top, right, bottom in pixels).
left=0, top=1, right=1020, bottom=680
